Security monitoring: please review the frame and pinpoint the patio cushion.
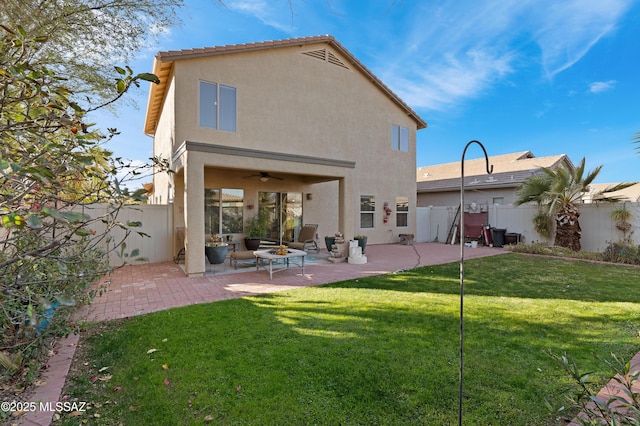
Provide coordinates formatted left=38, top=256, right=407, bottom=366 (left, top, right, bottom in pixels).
left=229, top=250, right=257, bottom=269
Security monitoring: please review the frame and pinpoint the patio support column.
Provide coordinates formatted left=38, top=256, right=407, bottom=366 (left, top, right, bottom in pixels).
left=338, top=173, right=355, bottom=242
left=184, top=152, right=206, bottom=277
left=172, top=172, right=184, bottom=256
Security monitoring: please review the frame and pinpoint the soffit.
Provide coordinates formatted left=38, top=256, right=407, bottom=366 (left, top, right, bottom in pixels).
left=144, top=59, right=174, bottom=135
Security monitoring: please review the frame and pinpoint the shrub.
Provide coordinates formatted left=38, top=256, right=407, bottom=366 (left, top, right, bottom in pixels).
left=506, top=241, right=640, bottom=265
left=505, top=242, right=603, bottom=261
left=0, top=25, right=166, bottom=393
left=602, top=242, right=640, bottom=265
left=546, top=352, right=639, bottom=425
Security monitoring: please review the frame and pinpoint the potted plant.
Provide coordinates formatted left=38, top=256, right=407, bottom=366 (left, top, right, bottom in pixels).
left=611, top=206, right=633, bottom=243
left=354, top=235, right=367, bottom=254
left=324, top=235, right=336, bottom=251
left=533, top=211, right=553, bottom=238
left=205, top=242, right=229, bottom=265
left=244, top=210, right=269, bottom=250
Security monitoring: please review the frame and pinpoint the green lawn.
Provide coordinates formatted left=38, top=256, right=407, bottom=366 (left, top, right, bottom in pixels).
left=58, top=254, right=640, bottom=425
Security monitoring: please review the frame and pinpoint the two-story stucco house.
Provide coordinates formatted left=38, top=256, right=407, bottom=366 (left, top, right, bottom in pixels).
left=144, top=35, right=427, bottom=276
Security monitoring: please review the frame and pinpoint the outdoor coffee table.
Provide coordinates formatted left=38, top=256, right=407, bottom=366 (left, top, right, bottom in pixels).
left=254, top=248, right=307, bottom=280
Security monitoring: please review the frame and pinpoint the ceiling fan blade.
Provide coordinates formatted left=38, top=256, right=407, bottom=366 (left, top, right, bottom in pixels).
left=242, top=172, right=284, bottom=181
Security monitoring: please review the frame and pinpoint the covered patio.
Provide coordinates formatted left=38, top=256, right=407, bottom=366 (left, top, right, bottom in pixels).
left=170, top=142, right=357, bottom=278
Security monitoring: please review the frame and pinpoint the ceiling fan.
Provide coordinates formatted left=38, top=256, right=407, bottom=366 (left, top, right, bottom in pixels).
left=243, top=171, right=283, bottom=182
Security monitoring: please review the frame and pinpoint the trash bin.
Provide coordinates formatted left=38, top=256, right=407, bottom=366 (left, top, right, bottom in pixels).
left=490, top=228, right=506, bottom=248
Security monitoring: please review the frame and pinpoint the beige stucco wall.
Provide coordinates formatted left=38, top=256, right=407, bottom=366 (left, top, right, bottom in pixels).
left=152, top=42, right=423, bottom=275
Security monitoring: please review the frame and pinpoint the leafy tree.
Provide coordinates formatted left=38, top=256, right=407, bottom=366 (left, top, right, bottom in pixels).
left=515, top=158, right=635, bottom=251
left=0, top=25, right=169, bottom=391
left=0, top=0, right=184, bottom=106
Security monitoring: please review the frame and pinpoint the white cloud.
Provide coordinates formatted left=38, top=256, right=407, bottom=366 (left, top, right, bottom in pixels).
left=532, top=0, right=633, bottom=79
left=588, top=80, right=617, bottom=94
left=226, top=0, right=296, bottom=33
left=377, top=0, right=634, bottom=112
left=386, top=48, right=514, bottom=110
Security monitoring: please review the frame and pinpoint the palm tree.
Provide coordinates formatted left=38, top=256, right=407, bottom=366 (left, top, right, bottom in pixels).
left=515, top=157, right=635, bottom=251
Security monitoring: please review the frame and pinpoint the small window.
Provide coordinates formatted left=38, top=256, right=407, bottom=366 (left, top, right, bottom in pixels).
left=492, top=197, right=504, bottom=205
left=396, top=196, right=408, bottom=227
left=391, top=125, right=409, bottom=152
left=360, top=195, right=375, bottom=228
left=199, top=81, right=236, bottom=132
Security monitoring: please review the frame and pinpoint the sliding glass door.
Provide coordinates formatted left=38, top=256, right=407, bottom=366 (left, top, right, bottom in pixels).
left=258, top=192, right=302, bottom=244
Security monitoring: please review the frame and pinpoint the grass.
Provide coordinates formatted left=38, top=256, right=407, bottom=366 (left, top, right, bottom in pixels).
left=57, top=254, right=640, bottom=425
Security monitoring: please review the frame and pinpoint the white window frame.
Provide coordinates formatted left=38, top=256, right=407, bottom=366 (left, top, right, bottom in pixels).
left=199, top=81, right=236, bottom=132
left=360, top=195, right=375, bottom=229
left=396, top=196, right=408, bottom=227
left=205, top=188, right=244, bottom=235
left=391, top=125, right=409, bottom=152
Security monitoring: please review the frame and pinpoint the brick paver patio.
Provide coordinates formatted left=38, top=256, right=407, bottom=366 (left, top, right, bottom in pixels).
left=73, top=242, right=503, bottom=322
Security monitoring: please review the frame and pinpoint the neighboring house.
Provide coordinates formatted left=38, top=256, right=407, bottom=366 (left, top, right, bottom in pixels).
left=416, top=151, right=574, bottom=208
left=144, top=35, right=427, bottom=276
left=583, top=182, right=640, bottom=203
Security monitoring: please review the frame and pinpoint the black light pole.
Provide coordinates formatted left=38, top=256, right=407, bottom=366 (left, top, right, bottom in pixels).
left=459, top=141, right=492, bottom=426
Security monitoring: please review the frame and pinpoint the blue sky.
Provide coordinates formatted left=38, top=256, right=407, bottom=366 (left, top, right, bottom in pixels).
left=96, top=0, right=640, bottom=183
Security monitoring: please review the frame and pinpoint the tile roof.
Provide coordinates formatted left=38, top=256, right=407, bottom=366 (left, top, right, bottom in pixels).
left=417, top=151, right=573, bottom=192
left=144, top=35, right=427, bottom=134
left=585, top=183, right=640, bottom=202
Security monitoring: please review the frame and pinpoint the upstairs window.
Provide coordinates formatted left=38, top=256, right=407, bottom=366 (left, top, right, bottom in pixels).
left=391, top=125, right=409, bottom=152
left=200, top=81, right=236, bottom=132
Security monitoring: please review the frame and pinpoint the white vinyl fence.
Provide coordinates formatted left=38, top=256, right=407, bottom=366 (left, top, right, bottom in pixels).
left=417, top=202, right=640, bottom=252
left=79, top=204, right=174, bottom=266
left=88, top=202, right=639, bottom=266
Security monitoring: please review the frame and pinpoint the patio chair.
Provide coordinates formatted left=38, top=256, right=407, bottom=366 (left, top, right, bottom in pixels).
left=287, top=224, right=318, bottom=252
left=173, top=227, right=185, bottom=263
